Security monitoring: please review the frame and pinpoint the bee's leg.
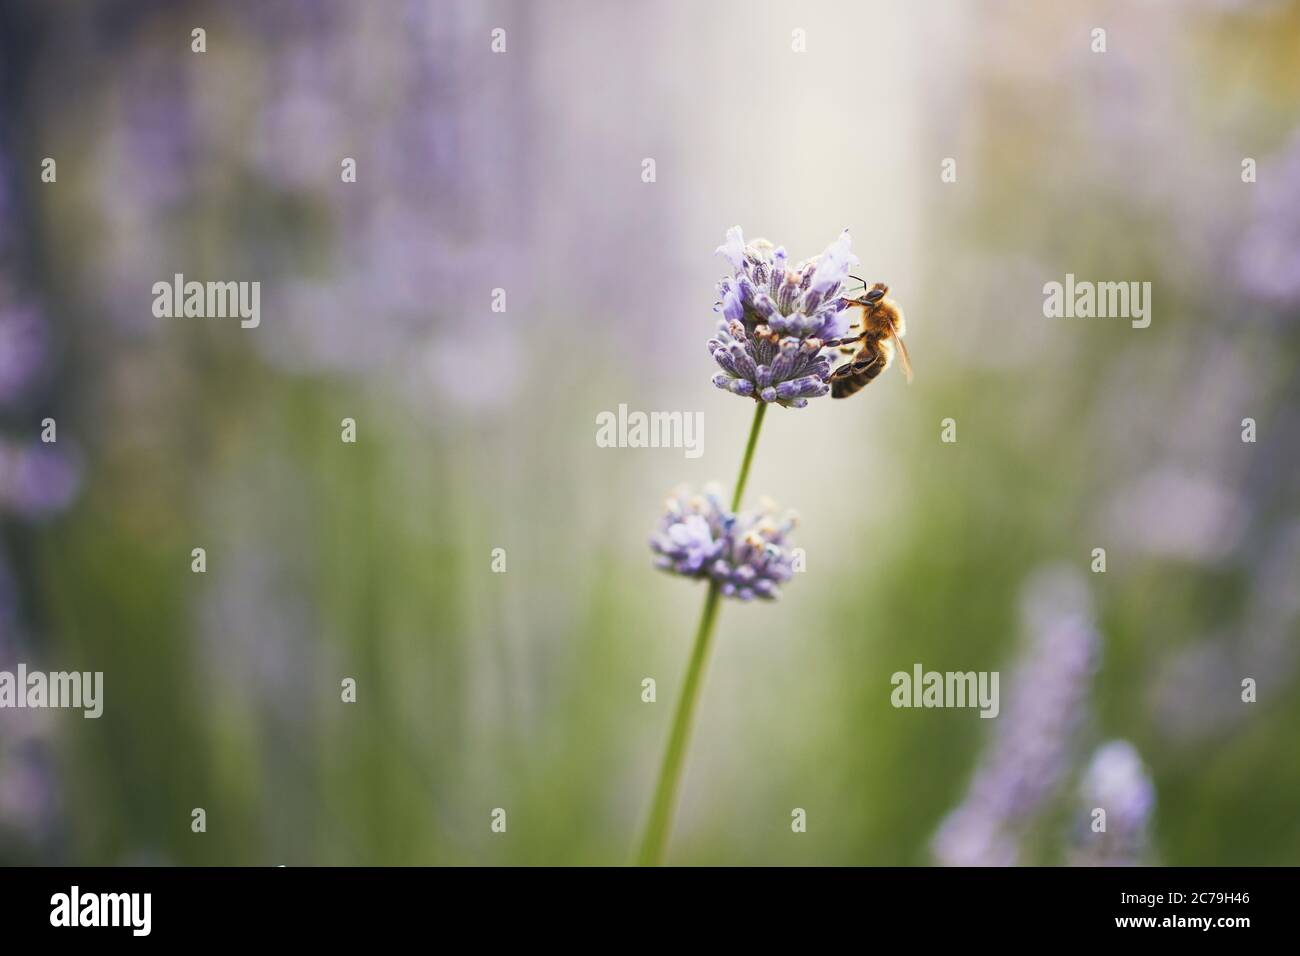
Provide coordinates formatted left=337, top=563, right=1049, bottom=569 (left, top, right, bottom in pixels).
left=831, top=346, right=883, bottom=377
left=821, top=332, right=867, bottom=349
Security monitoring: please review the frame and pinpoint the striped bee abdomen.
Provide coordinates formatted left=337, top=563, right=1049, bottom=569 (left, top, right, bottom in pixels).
left=830, top=339, right=888, bottom=399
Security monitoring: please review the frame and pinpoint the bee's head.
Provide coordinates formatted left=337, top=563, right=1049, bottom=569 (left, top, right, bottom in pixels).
left=842, top=281, right=884, bottom=315
left=858, top=281, right=888, bottom=304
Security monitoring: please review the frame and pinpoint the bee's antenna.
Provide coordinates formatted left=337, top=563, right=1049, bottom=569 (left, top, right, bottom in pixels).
left=844, top=276, right=888, bottom=304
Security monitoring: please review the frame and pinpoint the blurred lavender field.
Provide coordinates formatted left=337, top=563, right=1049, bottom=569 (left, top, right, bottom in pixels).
left=0, top=0, right=1297, bottom=865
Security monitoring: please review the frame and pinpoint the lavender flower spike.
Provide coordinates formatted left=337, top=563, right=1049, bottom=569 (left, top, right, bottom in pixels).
left=1237, top=130, right=1300, bottom=310
left=0, top=441, right=82, bottom=519
left=931, top=566, right=1100, bottom=866
left=1070, top=740, right=1156, bottom=867
left=710, top=226, right=859, bottom=408
left=649, top=483, right=798, bottom=601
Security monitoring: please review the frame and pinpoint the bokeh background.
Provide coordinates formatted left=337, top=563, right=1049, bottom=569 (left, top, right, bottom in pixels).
left=1, top=0, right=1297, bottom=865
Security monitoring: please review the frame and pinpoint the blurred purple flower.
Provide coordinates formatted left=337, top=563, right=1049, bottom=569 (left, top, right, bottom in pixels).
left=0, top=144, right=49, bottom=406
left=0, top=740, right=61, bottom=851
left=0, top=557, right=63, bottom=858
left=1238, top=131, right=1300, bottom=310
left=650, top=484, right=798, bottom=601
left=1103, top=468, right=1249, bottom=565
left=710, top=227, right=858, bottom=408
left=932, top=567, right=1100, bottom=866
left=0, top=441, right=81, bottom=519
left=72, top=0, right=530, bottom=417
left=0, top=301, right=47, bottom=405
left=1151, top=520, right=1300, bottom=744
left=240, top=1, right=527, bottom=396
left=1070, top=741, right=1156, bottom=866
left=249, top=43, right=347, bottom=192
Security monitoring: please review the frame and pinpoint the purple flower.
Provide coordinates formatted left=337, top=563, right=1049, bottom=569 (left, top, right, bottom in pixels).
left=0, top=558, right=64, bottom=858
left=0, top=442, right=81, bottom=519
left=1070, top=741, right=1156, bottom=866
left=709, top=227, right=859, bottom=408
left=1238, top=131, right=1300, bottom=310
left=0, top=301, right=47, bottom=405
left=650, top=484, right=798, bottom=601
left=1103, top=468, right=1249, bottom=565
left=932, top=567, right=1100, bottom=866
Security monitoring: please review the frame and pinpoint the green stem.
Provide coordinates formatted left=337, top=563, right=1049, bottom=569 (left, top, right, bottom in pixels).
left=635, top=401, right=768, bottom=866
left=730, top=401, right=767, bottom=511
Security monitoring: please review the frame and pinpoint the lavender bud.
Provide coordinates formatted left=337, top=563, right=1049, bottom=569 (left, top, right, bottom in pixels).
left=1069, top=741, right=1156, bottom=867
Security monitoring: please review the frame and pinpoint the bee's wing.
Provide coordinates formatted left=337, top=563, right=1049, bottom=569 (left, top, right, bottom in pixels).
left=890, top=328, right=913, bottom=382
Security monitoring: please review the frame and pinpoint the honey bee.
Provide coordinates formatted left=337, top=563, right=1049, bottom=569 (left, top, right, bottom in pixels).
left=825, top=280, right=911, bottom=399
